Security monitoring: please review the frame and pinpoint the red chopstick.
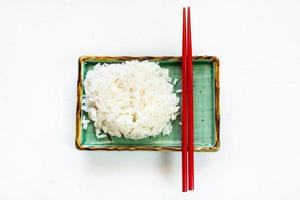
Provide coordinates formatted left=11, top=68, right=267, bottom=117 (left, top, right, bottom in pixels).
left=187, top=7, right=194, bottom=191
left=181, top=7, right=188, bottom=193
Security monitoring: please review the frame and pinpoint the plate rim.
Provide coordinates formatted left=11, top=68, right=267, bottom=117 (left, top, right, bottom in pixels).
left=75, top=56, right=220, bottom=152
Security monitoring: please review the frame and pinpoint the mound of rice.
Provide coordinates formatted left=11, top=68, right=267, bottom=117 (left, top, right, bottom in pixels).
left=83, top=60, right=179, bottom=140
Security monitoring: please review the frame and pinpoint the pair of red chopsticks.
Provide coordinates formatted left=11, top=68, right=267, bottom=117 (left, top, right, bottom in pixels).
left=181, top=7, right=194, bottom=192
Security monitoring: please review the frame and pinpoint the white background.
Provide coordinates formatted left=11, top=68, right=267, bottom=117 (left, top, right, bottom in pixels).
left=0, top=0, right=300, bottom=199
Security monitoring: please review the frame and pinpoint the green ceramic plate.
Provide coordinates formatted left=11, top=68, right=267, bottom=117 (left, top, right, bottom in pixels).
left=76, top=56, right=220, bottom=152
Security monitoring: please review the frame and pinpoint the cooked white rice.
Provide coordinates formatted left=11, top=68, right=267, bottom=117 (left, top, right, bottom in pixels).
left=83, top=60, right=179, bottom=140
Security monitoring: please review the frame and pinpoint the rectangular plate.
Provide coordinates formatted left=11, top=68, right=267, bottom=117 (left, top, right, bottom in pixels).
left=76, top=56, right=220, bottom=152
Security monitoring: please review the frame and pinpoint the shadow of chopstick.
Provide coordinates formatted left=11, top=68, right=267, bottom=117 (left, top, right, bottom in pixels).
left=159, top=152, right=175, bottom=178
